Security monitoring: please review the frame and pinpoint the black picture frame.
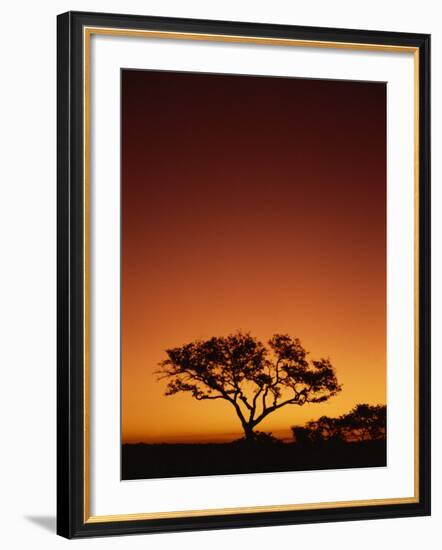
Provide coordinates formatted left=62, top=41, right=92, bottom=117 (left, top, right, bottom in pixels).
left=57, top=10, right=431, bottom=539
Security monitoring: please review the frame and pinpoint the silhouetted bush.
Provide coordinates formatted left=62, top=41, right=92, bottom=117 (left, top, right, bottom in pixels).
left=292, top=404, right=386, bottom=444
left=232, top=431, right=283, bottom=446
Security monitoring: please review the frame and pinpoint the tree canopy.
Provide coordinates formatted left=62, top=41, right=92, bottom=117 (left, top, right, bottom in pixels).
left=156, top=332, right=342, bottom=441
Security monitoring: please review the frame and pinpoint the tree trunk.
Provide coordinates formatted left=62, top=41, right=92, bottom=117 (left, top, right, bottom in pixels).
left=243, top=423, right=256, bottom=442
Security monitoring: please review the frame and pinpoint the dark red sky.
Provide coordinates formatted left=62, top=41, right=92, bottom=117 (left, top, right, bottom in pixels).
left=121, top=69, right=386, bottom=443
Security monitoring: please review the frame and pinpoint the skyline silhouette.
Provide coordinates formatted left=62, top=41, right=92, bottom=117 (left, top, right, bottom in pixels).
left=122, top=401, right=387, bottom=480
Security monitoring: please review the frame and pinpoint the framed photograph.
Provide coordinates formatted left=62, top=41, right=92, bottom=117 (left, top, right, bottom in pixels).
left=57, top=11, right=431, bottom=538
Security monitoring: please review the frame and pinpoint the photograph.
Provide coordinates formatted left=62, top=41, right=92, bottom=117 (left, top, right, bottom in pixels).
left=55, top=11, right=430, bottom=538
left=121, top=69, right=388, bottom=480
left=1, top=0, right=437, bottom=547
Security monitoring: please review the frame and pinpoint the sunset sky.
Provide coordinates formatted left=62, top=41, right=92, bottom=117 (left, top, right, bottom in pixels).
left=121, top=69, right=386, bottom=444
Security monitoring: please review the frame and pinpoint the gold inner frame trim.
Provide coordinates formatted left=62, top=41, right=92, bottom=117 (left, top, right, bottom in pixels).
left=83, top=26, right=420, bottom=523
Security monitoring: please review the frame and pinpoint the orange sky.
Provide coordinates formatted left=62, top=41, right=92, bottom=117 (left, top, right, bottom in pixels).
left=121, top=70, right=386, bottom=443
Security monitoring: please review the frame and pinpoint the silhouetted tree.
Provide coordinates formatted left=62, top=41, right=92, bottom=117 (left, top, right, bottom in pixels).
left=338, top=404, right=386, bottom=441
left=291, top=426, right=314, bottom=447
left=156, top=332, right=341, bottom=442
left=291, top=403, right=386, bottom=444
left=295, top=416, right=342, bottom=444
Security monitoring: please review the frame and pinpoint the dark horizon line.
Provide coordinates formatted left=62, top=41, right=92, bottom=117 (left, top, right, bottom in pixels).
left=122, top=401, right=387, bottom=446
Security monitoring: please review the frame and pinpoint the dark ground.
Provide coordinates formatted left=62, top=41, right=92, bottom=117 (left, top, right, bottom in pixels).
left=121, top=440, right=386, bottom=480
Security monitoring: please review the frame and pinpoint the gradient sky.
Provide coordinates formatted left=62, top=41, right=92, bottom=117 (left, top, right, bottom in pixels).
left=121, top=69, right=386, bottom=443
